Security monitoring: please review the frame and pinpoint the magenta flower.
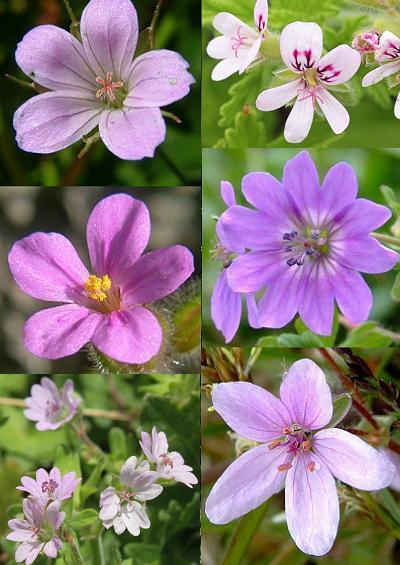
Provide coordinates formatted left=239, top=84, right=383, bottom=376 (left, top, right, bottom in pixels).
left=219, top=151, right=398, bottom=336
left=17, top=467, right=81, bottom=506
left=24, top=377, right=80, bottom=430
left=140, top=426, right=198, bottom=487
left=14, top=0, right=194, bottom=159
left=205, top=359, right=395, bottom=556
left=8, top=193, right=194, bottom=364
left=7, top=498, right=64, bottom=564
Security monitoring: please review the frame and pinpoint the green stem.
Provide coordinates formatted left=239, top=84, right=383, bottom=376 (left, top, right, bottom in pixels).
left=372, top=232, right=400, bottom=250
left=223, top=502, right=269, bottom=565
left=62, top=0, right=78, bottom=24
left=149, top=0, right=164, bottom=49
left=90, top=530, right=106, bottom=565
left=158, top=147, right=190, bottom=185
left=65, top=531, right=85, bottom=565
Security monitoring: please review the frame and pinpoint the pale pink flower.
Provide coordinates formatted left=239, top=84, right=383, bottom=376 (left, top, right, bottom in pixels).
left=256, top=21, right=361, bottom=143
left=352, top=31, right=380, bottom=55
left=207, top=0, right=268, bottom=80
left=17, top=467, right=81, bottom=507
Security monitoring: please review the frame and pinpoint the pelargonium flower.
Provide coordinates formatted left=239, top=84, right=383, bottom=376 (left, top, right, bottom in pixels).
left=205, top=359, right=395, bottom=556
left=362, top=31, right=400, bottom=118
left=14, top=0, right=194, bottom=159
left=99, top=456, right=162, bottom=535
left=140, top=426, right=198, bottom=487
left=211, top=181, right=260, bottom=343
left=8, top=193, right=194, bottom=364
left=352, top=30, right=380, bottom=56
left=206, top=0, right=268, bottom=80
left=219, top=151, right=398, bottom=336
left=17, top=467, right=81, bottom=506
left=256, top=22, right=361, bottom=143
left=7, top=498, right=64, bottom=564
left=24, top=377, right=80, bottom=431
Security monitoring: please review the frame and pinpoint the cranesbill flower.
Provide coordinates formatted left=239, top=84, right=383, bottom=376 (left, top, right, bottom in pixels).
left=17, top=467, right=81, bottom=506
left=99, top=457, right=162, bottom=535
left=7, top=498, right=64, bottom=564
left=140, top=426, right=198, bottom=487
left=206, top=0, right=268, bottom=80
left=24, top=377, right=80, bottom=430
left=362, top=31, right=400, bottom=118
left=14, top=0, right=194, bottom=159
left=256, top=22, right=361, bottom=143
left=8, top=193, right=194, bottom=364
left=220, top=151, right=398, bottom=336
left=205, top=359, right=395, bottom=556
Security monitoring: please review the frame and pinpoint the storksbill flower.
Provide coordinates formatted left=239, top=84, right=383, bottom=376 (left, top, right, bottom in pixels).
left=205, top=359, right=395, bottom=556
left=14, top=0, right=194, bottom=159
left=8, top=193, right=194, bottom=364
left=17, top=467, right=81, bottom=506
left=256, top=21, right=361, bottom=143
left=220, top=151, right=398, bottom=336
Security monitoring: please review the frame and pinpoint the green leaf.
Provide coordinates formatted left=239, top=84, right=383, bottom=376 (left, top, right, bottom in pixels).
left=391, top=272, right=400, bottom=302
left=203, top=0, right=251, bottom=26
left=294, top=310, right=339, bottom=346
left=256, top=336, right=280, bottom=347
left=171, top=294, right=201, bottom=353
left=66, top=509, right=100, bottom=531
left=123, top=543, right=161, bottom=565
left=80, top=460, right=105, bottom=505
left=0, top=416, right=9, bottom=428
left=381, top=185, right=400, bottom=216
left=108, top=427, right=128, bottom=461
left=376, top=488, right=400, bottom=526
left=54, top=445, right=82, bottom=511
left=268, top=0, right=341, bottom=28
left=277, top=331, right=324, bottom=347
left=223, top=108, right=267, bottom=148
left=326, top=394, right=352, bottom=428
left=341, top=321, right=393, bottom=347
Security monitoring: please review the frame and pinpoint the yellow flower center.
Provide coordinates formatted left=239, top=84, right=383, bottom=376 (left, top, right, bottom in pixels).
left=84, top=274, right=112, bottom=302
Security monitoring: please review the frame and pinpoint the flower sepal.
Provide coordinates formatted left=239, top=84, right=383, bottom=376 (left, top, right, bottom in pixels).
left=258, top=33, right=281, bottom=62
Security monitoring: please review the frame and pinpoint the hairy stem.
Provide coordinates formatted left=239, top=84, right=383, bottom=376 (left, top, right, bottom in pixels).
left=62, top=0, right=78, bottom=24
left=149, top=0, right=164, bottom=49
left=64, top=530, right=85, bottom=565
left=372, top=232, right=400, bottom=250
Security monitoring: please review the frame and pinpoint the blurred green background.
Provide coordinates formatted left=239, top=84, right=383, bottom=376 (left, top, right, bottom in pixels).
left=0, top=373, right=200, bottom=564
left=0, top=186, right=201, bottom=372
left=0, top=0, right=200, bottom=186
left=203, top=148, right=400, bottom=347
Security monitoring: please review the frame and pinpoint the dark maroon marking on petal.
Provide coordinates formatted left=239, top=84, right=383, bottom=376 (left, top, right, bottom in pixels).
left=384, top=42, right=400, bottom=59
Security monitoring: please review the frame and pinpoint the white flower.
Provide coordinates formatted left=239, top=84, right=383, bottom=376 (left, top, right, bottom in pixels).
left=99, top=457, right=162, bottom=536
left=362, top=31, right=400, bottom=118
left=256, top=21, right=361, bottom=143
left=206, top=0, right=268, bottom=80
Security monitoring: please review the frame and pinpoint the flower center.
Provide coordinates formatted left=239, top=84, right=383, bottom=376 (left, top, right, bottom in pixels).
left=268, top=423, right=318, bottom=473
left=41, top=479, right=59, bottom=495
left=95, top=72, right=126, bottom=107
left=45, top=400, right=69, bottom=423
left=231, top=26, right=250, bottom=57
left=161, top=453, right=174, bottom=469
left=84, top=274, right=121, bottom=313
left=282, top=227, right=329, bottom=268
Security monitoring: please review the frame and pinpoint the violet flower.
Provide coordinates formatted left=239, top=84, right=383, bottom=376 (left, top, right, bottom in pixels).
left=8, top=193, right=194, bottom=364
left=219, top=151, right=398, bottom=336
left=17, top=467, right=81, bottom=506
left=7, top=498, right=64, bottom=564
left=24, top=377, right=80, bottom=430
left=256, top=22, right=361, bottom=143
left=206, top=0, right=268, bottom=80
left=140, top=426, right=198, bottom=487
left=14, top=0, right=194, bottom=159
left=205, top=359, right=395, bottom=556
left=99, top=457, right=162, bottom=535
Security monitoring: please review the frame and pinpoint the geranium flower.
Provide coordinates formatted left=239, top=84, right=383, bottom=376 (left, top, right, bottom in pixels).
left=362, top=31, right=400, bottom=118
left=211, top=181, right=260, bottom=343
left=352, top=30, right=380, bottom=56
left=256, top=21, right=361, bottom=143
left=99, top=457, right=162, bottom=535
left=24, top=377, right=80, bottom=430
left=17, top=467, right=81, bottom=506
left=7, top=498, right=64, bottom=564
left=219, top=151, right=397, bottom=336
left=14, top=0, right=194, bottom=159
left=206, top=0, right=268, bottom=80
left=140, top=426, right=198, bottom=487
left=205, top=359, right=395, bottom=556
left=8, top=193, right=194, bottom=364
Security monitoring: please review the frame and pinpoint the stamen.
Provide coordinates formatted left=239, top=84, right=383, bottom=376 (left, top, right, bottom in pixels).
left=41, top=479, right=58, bottom=494
left=231, top=26, right=247, bottom=57
left=267, top=439, right=282, bottom=450
left=277, top=463, right=292, bottom=472
left=282, top=230, right=298, bottom=241
left=96, top=72, right=124, bottom=103
left=84, top=274, right=112, bottom=302
left=306, top=461, right=318, bottom=472
left=301, top=440, right=311, bottom=452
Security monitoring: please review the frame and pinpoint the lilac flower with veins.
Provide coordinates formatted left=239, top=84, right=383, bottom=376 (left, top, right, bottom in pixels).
left=24, top=377, right=80, bottom=431
left=211, top=181, right=260, bottom=343
left=256, top=22, right=361, bottom=143
left=220, top=151, right=398, bottom=336
left=99, top=456, right=162, bottom=536
left=14, top=0, right=194, bottom=160
left=8, top=193, right=194, bottom=364
left=362, top=31, right=400, bottom=118
left=140, top=426, right=198, bottom=487
left=7, top=498, right=64, bottom=564
left=206, top=0, right=268, bottom=81
left=17, top=467, right=81, bottom=507
left=205, top=359, right=395, bottom=556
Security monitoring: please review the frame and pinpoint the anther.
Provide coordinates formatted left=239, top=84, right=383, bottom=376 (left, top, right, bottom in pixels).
left=277, top=463, right=292, bottom=472
left=267, top=439, right=282, bottom=450
left=287, top=257, right=297, bottom=267
left=283, top=230, right=298, bottom=241
left=301, top=440, right=311, bottom=452
left=96, top=72, right=124, bottom=103
left=306, top=461, right=317, bottom=472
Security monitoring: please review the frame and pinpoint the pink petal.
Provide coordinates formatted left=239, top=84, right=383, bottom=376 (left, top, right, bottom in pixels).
left=285, top=454, right=339, bottom=556
left=331, top=263, right=372, bottom=324
left=14, top=91, right=101, bottom=154
left=220, top=180, right=236, bottom=207
left=317, top=89, right=349, bottom=135
left=211, top=270, right=242, bottom=343
left=319, top=162, right=358, bottom=223
left=207, top=36, right=235, bottom=60
left=317, top=45, right=360, bottom=85
left=205, top=444, right=287, bottom=524
left=257, top=266, right=301, bottom=328
left=86, top=193, right=150, bottom=279
left=22, top=304, right=99, bottom=359
left=282, top=151, right=321, bottom=225
left=8, top=232, right=88, bottom=302
left=99, top=107, right=166, bottom=160
left=254, top=0, right=268, bottom=32
left=126, top=50, right=194, bottom=108
left=15, top=543, right=31, bottom=562
left=80, top=0, right=138, bottom=80
left=238, top=37, right=262, bottom=74
left=280, top=359, right=333, bottom=429
left=227, top=251, right=283, bottom=293
left=333, top=236, right=398, bottom=274
left=16, top=25, right=95, bottom=92
left=91, top=307, right=162, bottom=364
left=375, top=31, right=400, bottom=63
left=211, top=381, right=291, bottom=442
left=297, top=262, right=335, bottom=336
left=280, top=22, right=323, bottom=72
left=211, top=58, right=241, bottom=81
left=284, top=94, right=314, bottom=143
left=212, top=12, right=257, bottom=39
left=256, top=79, right=301, bottom=111
left=333, top=198, right=392, bottom=238
left=362, top=59, right=400, bottom=86
left=314, top=428, right=395, bottom=490
left=241, top=172, right=291, bottom=222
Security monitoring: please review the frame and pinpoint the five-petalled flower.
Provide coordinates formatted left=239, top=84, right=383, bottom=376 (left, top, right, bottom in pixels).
left=17, top=467, right=81, bottom=507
